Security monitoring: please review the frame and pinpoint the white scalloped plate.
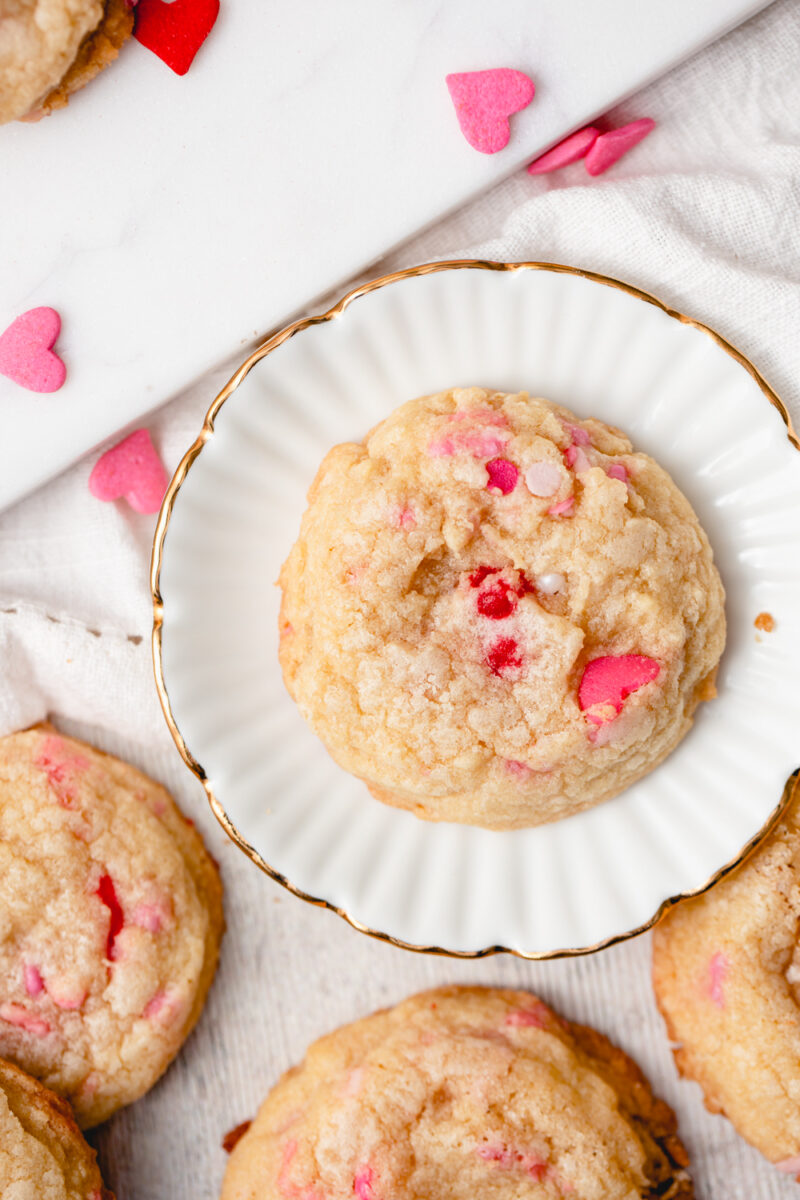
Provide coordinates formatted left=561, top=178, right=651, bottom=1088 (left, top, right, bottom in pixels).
left=152, top=261, right=800, bottom=957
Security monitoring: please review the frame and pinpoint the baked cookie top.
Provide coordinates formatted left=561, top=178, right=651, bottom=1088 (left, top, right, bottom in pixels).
left=653, top=778, right=800, bottom=1174
left=222, top=985, right=693, bottom=1200
left=279, top=388, right=725, bottom=828
left=0, top=0, right=104, bottom=123
left=0, top=1056, right=111, bottom=1199
left=0, top=725, right=224, bottom=1127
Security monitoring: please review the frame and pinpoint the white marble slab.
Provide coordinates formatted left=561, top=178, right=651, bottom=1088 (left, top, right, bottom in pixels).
left=0, top=0, right=771, bottom=510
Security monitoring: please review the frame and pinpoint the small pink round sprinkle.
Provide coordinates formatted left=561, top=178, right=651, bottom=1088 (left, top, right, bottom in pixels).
left=486, top=457, right=518, bottom=494
left=524, top=461, right=561, bottom=497
left=607, top=462, right=629, bottom=482
left=23, top=965, right=44, bottom=997
left=547, top=497, right=574, bottom=517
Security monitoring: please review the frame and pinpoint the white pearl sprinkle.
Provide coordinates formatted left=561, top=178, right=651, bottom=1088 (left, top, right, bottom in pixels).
left=536, top=573, right=565, bottom=595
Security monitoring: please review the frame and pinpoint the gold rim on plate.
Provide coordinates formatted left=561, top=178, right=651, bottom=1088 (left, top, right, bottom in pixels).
left=150, top=258, right=800, bottom=960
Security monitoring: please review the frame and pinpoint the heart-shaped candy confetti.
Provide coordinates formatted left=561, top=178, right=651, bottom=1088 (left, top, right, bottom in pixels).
left=0, top=307, right=66, bottom=393
left=446, top=69, right=535, bottom=154
left=134, top=0, right=219, bottom=75
left=584, top=118, right=655, bottom=176
left=578, top=654, right=660, bottom=725
left=527, top=126, right=599, bottom=175
left=88, top=429, right=168, bottom=514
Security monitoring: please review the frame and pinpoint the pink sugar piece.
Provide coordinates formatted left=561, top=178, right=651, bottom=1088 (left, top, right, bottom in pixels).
left=584, top=118, right=656, bottom=176
left=504, top=759, right=533, bottom=780
left=47, top=982, right=87, bottom=1011
left=446, top=69, right=535, bottom=154
left=505, top=1000, right=551, bottom=1029
left=563, top=422, right=591, bottom=446
left=0, top=1003, right=50, bottom=1036
left=0, top=307, right=66, bottom=393
left=607, top=462, right=629, bottom=483
left=35, top=736, right=89, bottom=807
left=486, top=457, right=518, bottom=495
left=527, top=126, right=599, bottom=174
left=390, top=505, right=416, bottom=530
left=775, top=1156, right=800, bottom=1177
left=524, top=460, right=562, bottom=498
left=448, top=408, right=508, bottom=427
left=578, top=654, right=660, bottom=727
left=563, top=444, right=591, bottom=473
left=132, top=903, right=165, bottom=933
left=478, top=1143, right=548, bottom=1182
left=428, top=429, right=509, bottom=458
left=354, top=1165, right=377, bottom=1200
left=88, top=428, right=168, bottom=514
left=708, top=951, right=729, bottom=1009
left=547, top=497, right=574, bottom=517
left=23, top=965, right=44, bottom=997
left=143, top=988, right=183, bottom=1024
left=341, top=1066, right=365, bottom=1097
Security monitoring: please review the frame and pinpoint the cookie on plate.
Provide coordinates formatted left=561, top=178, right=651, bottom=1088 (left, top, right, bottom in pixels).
left=221, top=985, right=693, bottom=1200
left=652, top=775, right=800, bottom=1177
left=279, top=387, right=725, bottom=829
left=0, top=724, right=224, bottom=1127
left=0, top=1056, right=112, bottom=1199
left=0, top=0, right=133, bottom=125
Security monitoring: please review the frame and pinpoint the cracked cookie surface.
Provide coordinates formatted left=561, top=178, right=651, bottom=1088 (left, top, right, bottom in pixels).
left=0, top=725, right=224, bottom=1127
left=279, top=388, right=725, bottom=828
left=221, top=985, right=693, bottom=1200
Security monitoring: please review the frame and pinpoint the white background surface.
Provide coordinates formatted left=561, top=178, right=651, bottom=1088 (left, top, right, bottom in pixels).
left=0, top=0, right=770, bottom=510
left=1, top=0, right=800, bottom=1197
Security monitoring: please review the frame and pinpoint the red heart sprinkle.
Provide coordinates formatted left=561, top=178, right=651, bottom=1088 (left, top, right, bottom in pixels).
left=134, top=0, right=220, bottom=75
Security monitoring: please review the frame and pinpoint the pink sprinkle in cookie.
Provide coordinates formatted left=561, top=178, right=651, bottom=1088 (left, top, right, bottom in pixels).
left=88, top=428, right=168, bottom=514
left=446, top=69, right=535, bottom=154
left=0, top=724, right=223, bottom=1127
left=527, top=125, right=599, bottom=175
left=0, top=1057, right=113, bottom=1199
left=584, top=118, right=655, bottom=176
left=0, top=307, right=66, bottom=393
left=653, top=776, right=800, bottom=1174
left=221, top=986, right=694, bottom=1200
left=279, top=387, right=725, bottom=828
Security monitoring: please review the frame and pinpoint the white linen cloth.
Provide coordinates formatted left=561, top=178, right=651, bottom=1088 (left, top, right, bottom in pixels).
left=1, top=1, right=799, bottom=1194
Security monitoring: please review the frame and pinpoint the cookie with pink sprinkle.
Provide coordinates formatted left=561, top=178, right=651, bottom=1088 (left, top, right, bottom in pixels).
left=278, top=387, right=725, bottom=828
left=0, top=1056, right=113, bottom=1198
left=0, top=724, right=223, bottom=1127
left=221, top=986, right=693, bottom=1200
left=653, top=778, right=800, bottom=1177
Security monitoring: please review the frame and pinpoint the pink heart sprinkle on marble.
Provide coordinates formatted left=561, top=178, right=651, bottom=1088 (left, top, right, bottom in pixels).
left=578, top=654, right=660, bottom=726
left=0, top=307, right=66, bottom=393
left=446, top=69, right=535, bottom=154
left=527, top=126, right=599, bottom=174
left=486, top=457, right=518, bottom=494
left=88, top=429, right=168, bottom=514
left=584, top=118, right=655, bottom=176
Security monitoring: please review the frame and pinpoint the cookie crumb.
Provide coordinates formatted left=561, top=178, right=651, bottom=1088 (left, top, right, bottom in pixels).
left=754, top=612, right=775, bottom=632
left=222, top=1119, right=252, bottom=1153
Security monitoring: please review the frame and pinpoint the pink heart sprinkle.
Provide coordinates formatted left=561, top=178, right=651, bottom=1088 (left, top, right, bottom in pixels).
left=505, top=1001, right=550, bottom=1029
left=486, top=457, right=518, bottom=494
left=527, top=126, right=599, bottom=175
left=23, top=965, right=44, bottom=997
left=446, top=69, right=535, bottom=154
left=563, top=444, right=591, bottom=473
left=562, top=422, right=591, bottom=447
left=524, top=461, right=562, bottom=498
left=607, top=462, right=629, bottom=482
left=578, top=654, right=660, bottom=726
left=0, top=307, right=66, bottom=393
left=584, top=118, right=656, bottom=176
left=547, top=497, right=574, bottom=517
left=88, top=428, right=169, bottom=514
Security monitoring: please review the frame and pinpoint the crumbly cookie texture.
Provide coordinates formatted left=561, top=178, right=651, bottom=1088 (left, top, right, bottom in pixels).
left=652, top=779, right=800, bottom=1175
left=0, top=1057, right=112, bottom=1199
left=279, top=388, right=725, bottom=828
left=23, top=0, right=133, bottom=120
left=221, top=985, right=693, bottom=1200
left=0, top=725, right=224, bottom=1128
left=0, top=0, right=103, bottom=123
